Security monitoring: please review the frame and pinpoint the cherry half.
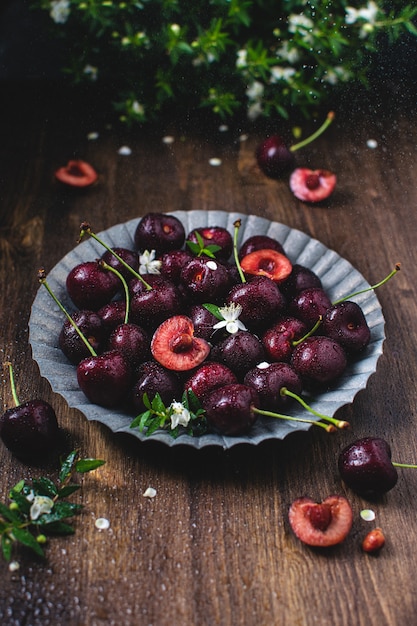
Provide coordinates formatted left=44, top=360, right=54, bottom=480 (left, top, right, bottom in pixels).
left=54, top=159, right=98, bottom=188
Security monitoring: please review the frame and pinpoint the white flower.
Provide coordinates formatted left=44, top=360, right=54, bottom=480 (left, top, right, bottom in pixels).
left=169, top=402, right=191, bottom=429
left=139, top=249, right=161, bottom=274
left=213, top=303, right=247, bottom=335
left=246, top=80, right=264, bottom=101
left=132, top=100, right=145, bottom=116
left=50, top=0, right=70, bottom=24
left=346, top=2, right=379, bottom=25
left=322, top=66, right=351, bottom=85
left=83, top=64, right=98, bottom=81
left=277, top=42, right=300, bottom=65
left=236, top=49, right=247, bottom=69
left=288, top=14, right=315, bottom=44
left=269, top=66, right=296, bottom=84
left=247, top=101, right=263, bottom=121
left=30, top=495, right=54, bottom=521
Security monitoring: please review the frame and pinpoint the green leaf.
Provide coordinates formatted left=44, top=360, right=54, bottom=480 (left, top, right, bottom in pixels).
left=32, top=477, right=58, bottom=498
left=10, top=479, right=25, bottom=496
left=75, top=458, right=106, bottom=473
left=0, top=502, right=23, bottom=524
left=57, top=484, right=81, bottom=499
left=1, top=534, right=13, bottom=562
left=151, top=393, right=167, bottom=414
left=142, top=392, right=152, bottom=410
left=42, top=521, right=75, bottom=536
left=9, top=490, right=31, bottom=516
left=12, top=527, right=45, bottom=557
left=33, top=501, right=83, bottom=525
left=202, top=302, right=222, bottom=320
left=59, top=450, right=78, bottom=483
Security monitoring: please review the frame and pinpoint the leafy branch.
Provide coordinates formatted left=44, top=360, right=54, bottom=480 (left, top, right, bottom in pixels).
left=1, top=451, right=105, bottom=562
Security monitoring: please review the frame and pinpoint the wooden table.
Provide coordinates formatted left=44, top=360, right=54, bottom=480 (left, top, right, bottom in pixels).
left=0, top=78, right=416, bottom=626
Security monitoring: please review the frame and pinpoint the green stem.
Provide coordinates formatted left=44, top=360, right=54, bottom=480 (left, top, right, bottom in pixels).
left=5, top=362, right=19, bottom=407
left=292, top=316, right=323, bottom=347
left=280, top=387, right=350, bottom=429
left=253, top=406, right=336, bottom=432
left=100, top=261, right=130, bottom=325
left=290, top=111, right=335, bottom=153
left=233, top=219, right=246, bottom=284
left=392, top=462, right=417, bottom=469
left=79, top=223, right=152, bottom=291
left=38, top=269, right=96, bottom=357
left=333, top=264, right=400, bottom=305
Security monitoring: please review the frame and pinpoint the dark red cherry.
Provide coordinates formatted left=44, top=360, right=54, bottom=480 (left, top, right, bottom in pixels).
left=256, top=135, right=296, bottom=178
left=184, top=362, right=238, bottom=401
left=281, top=264, right=323, bottom=299
left=97, top=300, right=127, bottom=336
left=210, top=330, right=265, bottom=379
left=131, top=361, right=182, bottom=413
left=59, top=310, right=106, bottom=365
left=160, top=249, right=194, bottom=284
left=134, top=212, right=185, bottom=255
left=186, top=226, right=233, bottom=261
left=243, top=362, right=302, bottom=411
left=108, top=323, right=150, bottom=368
left=188, top=304, right=219, bottom=342
left=322, top=301, right=371, bottom=353
left=129, top=278, right=183, bottom=331
left=291, top=336, right=347, bottom=386
left=77, top=350, right=131, bottom=408
left=338, top=437, right=398, bottom=497
left=180, top=258, right=230, bottom=304
left=100, top=247, right=139, bottom=280
left=203, top=383, right=259, bottom=436
left=289, top=287, right=332, bottom=327
left=238, top=234, right=285, bottom=259
left=262, top=316, right=307, bottom=363
left=66, top=260, right=120, bottom=311
left=226, top=275, right=286, bottom=332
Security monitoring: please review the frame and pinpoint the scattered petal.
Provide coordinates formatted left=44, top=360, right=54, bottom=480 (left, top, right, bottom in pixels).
left=218, top=125, right=229, bottom=132
left=143, top=487, right=157, bottom=498
left=87, top=131, right=99, bottom=141
left=206, top=261, right=218, bottom=270
left=360, top=509, right=376, bottom=522
left=118, top=146, right=132, bottom=155
left=162, top=135, right=175, bottom=144
left=239, top=134, right=249, bottom=142
left=257, top=362, right=271, bottom=369
left=209, top=158, right=222, bottom=166
left=9, top=561, right=20, bottom=572
left=95, top=517, right=111, bottom=530
left=30, top=495, right=54, bottom=521
left=366, top=139, right=378, bottom=149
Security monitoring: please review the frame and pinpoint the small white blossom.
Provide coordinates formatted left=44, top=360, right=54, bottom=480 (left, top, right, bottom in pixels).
left=83, top=64, right=98, bottom=81
left=50, top=0, right=70, bottom=24
left=9, top=561, right=20, bottom=572
left=269, top=66, right=296, bottom=84
left=236, top=49, right=248, bottom=69
left=139, top=249, right=161, bottom=274
left=277, top=42, right=300, bottom=65
left=246, top=80, right=264, bottom=101
left=209, top=158, right=222, bottom=167
left=322, top=66, right=351, bottom=85
left=360, top=509, right=376, bottom=521
left=95, top=517, right=110, bottom=530
left=346, top=1, right=379, bottom=36
left=30, top=495, right=54, bottom=521
left=143, top=487, right=157, bottom=498
left=170, top=23, right=181, bottom=35
left=118, top=145, right=132, bottom=155
left=366, top=138, right=378, bottom=149
left=169, top=402, right=191, bottom=429
left=132, top=100, right=145, bottom=116
left=247, top=101, right=263, bottom=121
left=213, top=303, right=247, bottom=335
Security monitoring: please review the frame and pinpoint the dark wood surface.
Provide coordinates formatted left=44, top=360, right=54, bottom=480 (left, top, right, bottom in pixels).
left=1, top=79, right=417, bottom=626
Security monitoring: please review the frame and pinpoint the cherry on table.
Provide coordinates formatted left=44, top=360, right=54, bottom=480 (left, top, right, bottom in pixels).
left=289, top=168, right=337, bottom=203
left=288, top=495, right=353, bottom=547
left=54, top=159, right=98, bottom=187
left=0, top=362, right=60, bottom=462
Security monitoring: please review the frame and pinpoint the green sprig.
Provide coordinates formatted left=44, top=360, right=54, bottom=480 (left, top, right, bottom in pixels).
left=1, top=451, right=105, bottom=563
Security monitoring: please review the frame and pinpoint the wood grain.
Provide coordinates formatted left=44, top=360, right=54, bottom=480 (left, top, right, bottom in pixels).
left=0, top=82, right=417, bottom=626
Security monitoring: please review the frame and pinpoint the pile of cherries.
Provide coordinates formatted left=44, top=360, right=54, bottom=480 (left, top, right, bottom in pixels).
left=51, top=212, right=374, bottom=438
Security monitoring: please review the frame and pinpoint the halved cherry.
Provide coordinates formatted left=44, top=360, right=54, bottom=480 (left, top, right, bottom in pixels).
left=288, top=495, right=353, bottom=547
left=151, top=315, right=210, bottom=371
left=54, top=159, right=98, bottom=188
left=240, top=249, right=292, bottom=283
left=289, top=168, right=336, bottom=203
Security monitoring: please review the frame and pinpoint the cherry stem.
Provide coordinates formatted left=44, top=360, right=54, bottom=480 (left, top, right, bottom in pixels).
left=99, top=260, right=130, bottom=325
left=232, top=219, right=246, bottom=284
left=4, top=362, right=19, bottom=407
left=280, top=387, right=350, bottom=430
left=38, top=268, right=97, bottom=357
left=253, top=406, right=336, bottom=433
left=333, top=264, right=400, bottom=305
left=290, top=111, right=335, bottom=153
left=292, top=316, right=323, bottom=347
left=79, top=222, right=152, bottom=291
left=392, top=462, right=417, bottom=469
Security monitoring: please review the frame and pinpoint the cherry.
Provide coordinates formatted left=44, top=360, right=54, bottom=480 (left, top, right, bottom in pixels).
left=322, top=301, right=371, bottom=354
left=108, top=322, right=150, bottom=368
left=134, top=212, right=185, bottom=255
left=77, top=350, right=132, bottom=408
left=291, top=336, right=347, bottom=386
left=54, top=159, right=98, bottom=187
left=0, top=362, right=60, bottom=462
left=151, top=315, right=210, bottom=371
left=226, top=275, right=286, bottom=332
left=203, top=383, right=259, bottom=435
left=97, top=300, right=127, bottom=336
left=184, top=362, right=238, bottom=401
left=130, top=277, right=183, bottom=331
left=238, top=234, right=285, bottom=259
left=188, top=304, right=220, bottom=342
left=130, top=361, right=182, bottom=413
left=66, top=260, right=120, bottom=311
left=180, top=257, right=230, bottom=304
left=186, top=226, right=233, bottom=261
left=256, top=112, right=334, bottom=179
left=160, top=249, right=194, bottom=284
left=210, top=330, right=266, bottom=379
left=288, top=495, right=353, bottom=547
left=280, top=264, right=322, bottom=299
left=337, top=437, right=417, bottom=497
left=262, top=316, right=308, bottom=363
left=59, top=309, right=106, bottom=364
left=289, top=168, right=337, bottom=203
left=100, top=247, right=139, bottom=280
left=289, top=287, right=332, bottom=327
left=243, top=362, right=303, bottom=411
